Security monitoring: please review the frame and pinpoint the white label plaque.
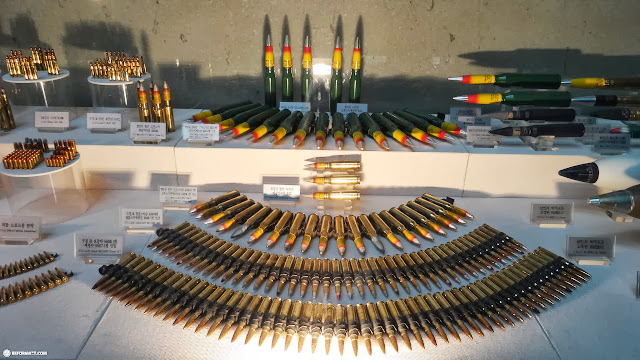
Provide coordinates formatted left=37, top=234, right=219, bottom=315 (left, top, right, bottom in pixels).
left=466, top=125, right=501, bottom=146
left=182, top=123, right=219, bottom=142
left=75, top=233, right=124, bottom=257
left=130, top=122, right=166, bottom=140
left=567, top=235, right=615, bottom=265
left=336, top=103, right=368, bottom=115
left=0, top=216, right=41, bottom=240
left=87, top=112, right=122, bottom=130
left=35, top=111, right=69, bottom=129
left=531, top=203, right=573, bottom=227
left=159, top=186, right=198, bottom=204
left=263, top=176, right=300, bottom=202
left=121, top=208, right=163, bottom=229
left=280, top=102, right=311, bottom=113
left=450, top=107, right=481, bottom=124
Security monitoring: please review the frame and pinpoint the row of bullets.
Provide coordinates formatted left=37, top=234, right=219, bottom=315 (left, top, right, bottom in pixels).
left=1, top=268, right=73, bottom=307
left=307, top=159, right=362, bottom=204
left=92, top=248, right=589, bottom=355
left=190, top=101, right=464, bottom=150
left=0, top=251, right=57, bottom=280
left=14, top=138, right=50, bottom=152
left=136, top=81, right=176, bottom=132
left=2, top=149, right=44, bottom=169
left=149, top=222, right=524, bottom=300
left=0, top=87, right=15, bottom=130
left=5, top=48, right=60, bottom=79
left=188, top=190, right=473, bottom=254
left=89, top=51, right=147, bottom=80
left=45, top=139, right=78, bottom=167
left=3, top=139, right=77, bottom=169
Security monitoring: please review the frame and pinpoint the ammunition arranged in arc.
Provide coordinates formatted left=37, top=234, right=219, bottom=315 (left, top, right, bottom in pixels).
left=0, top=251, right=58, bottom=280
left=1, top=267, right=73, bottom=307
left=92, top=248, right=590, bottom=354
left=149, top=220, right=529, bottom=300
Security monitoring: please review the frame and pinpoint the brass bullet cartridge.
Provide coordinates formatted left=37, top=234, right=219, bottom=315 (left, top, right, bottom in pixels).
left=271, top=298, right=292, bottom=348
left=266, top=210, right=293, bottom=248
left=311, top=190, right=361, bottom=201
left=218, top=292, right=255, bottom=339
left=445, top=241, right=486, bottom=274
left=394, top=299, right=425, bottom=348
left=456, top=236, right=497, bottom=269
left=318, top=215, right=332, bottom=255
left=301, top=213, right=319, bottom=253
left=201, top=244, right=240, bottom=276
left=7, top=284, right=16, bottom=303
left=461, top=285, right=510, bottom=328
left=511, top=261, right=566, bottom=299
left=340, top=259, right=354, bottom=299
left=334, top=305, right=347, bottom=355
left=28, top=278, right=40, bottom=295
left=0, top=286, right=7, bottom=306
left=390, top=207, right=435, bottom=240
left=98, top=256, right=147, bottom=293
left=498, top=268, right=554, bottom=307
left=275, top=255, right=295, bottom=296
left=230, top=294, right=263, bottom=342
left=480, top=277, right=531, bottom=319
left=284, top=300, right=303, bottom=350
left=297, top=302, right=314, bottom=352
left=323, top=304, right=335, bottom=354
left=288, top=257, right=304, bottom=296
left=153, top=276, right=202, bottom=318
left=204, top=199, right=255, bottom=225
left=358, top=214, right=384, bottom=252
left=439, top=243, right=477, bottom=277
left=370, top=212, right=403, bottom=250
left=92, top=252, right=137, bottom=290
left=434, top=292, right=474, bottom=339
left=380, top=210, right=421, bottom=246
left=285, top=212, right=306, bottom=251
left=249, top=209, right=282, bottom=244
left=420, top=249, right=457, bottom=285
left=131, top=270, right=180, bottom=310
left=264, top=254, right=287, bottom=292
left=142, top=272, right=191, bottom=314
left=162, top=278, right=209, bottom=321
left=20, top=280, right=32, bottom=298
left=386, top=300, right=412, bottom=350
left=449, top=288, right=495, bottom=332
left=217, top=203, right=264, bottom=233
left=346, top=215, right=365, bottom=255
left=231, top=250, right=263, bottom=285
left=331, top=259, right=342, bottom=300
left=163, top=81, right=175, bottom=132
left=194, top=287, right=235, bottom=333
left=40, top=272, right=56, bottom=289
left=367, top=257, right=391, bottom=296
left=321, top=259, right=332, bottom=301
left=197, top=195, right=248, bottom=220
left=414, top=295, right=449, bottom=343
left=47, top=269, right=62, bottom=286
left=356, top=304, right=374, bottom=355
left=350, top=258, right=367, bottom=298
left=231, top=205, right=273, bottom=238
left=359, top=258, right=378, bottom=297
left=191, top=190, right=241, bottom=214
left=212, top=246, right=248, bottom=279
left=415, top=197, right=466, bottom=224
left=310, top=303, right=324, bottom=353
left=421, top=193, right=475, bottom=219
left=377, top=256, right=405, bottom=294
left=310, top=258, right=322, bottom=299
left=242, top=252, right=270, bottom=288
left=245, top=296, right=272, bottom=344
left=220, top=248, right=255, bottom=283
left=306, top=160, right=361, bottom=171
left=13, top=282, right=24, bottom=301
left=376, top=301, right=398, bottom=352
left=432, top=246, right=469, bottom=281
left=407, top=201, right=456, bottom=230
left=254, top=253, right=279, bottom=290
left=207, top=290, right=245, bottom=336
left=346, top=305, right=359, bottom=356
left=185, top=239, right=228, bottom=271
left=299, top=258, right=313, bottom=297
left=172, top=234, right=216, bottom=263
left=392, top=254, right=421, bottom=291
left=469, top=282, right=522, bottom=323
left=304, top=174, right=361, bottom=185
left=172, top=282, right=218, bottom=325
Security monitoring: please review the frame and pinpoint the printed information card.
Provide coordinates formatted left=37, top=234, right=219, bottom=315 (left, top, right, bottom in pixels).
left=74, top=233, right=124, bottom=259
left=182, top=123, right=219, bottom=142
left=121, top=208, right=163, bottom=230
left=35, top=111, right=69, bottom=129
left=531, top=203, right=573, bottom=227
left=0, top=216, right=41, bottom=243
left=130, top=122, right=166, bottom=140
left=336, top=103, right=368, bottom=115
left=263, top=176, right=300, bottom=202
left=280, top=102, right=311, bottom=113
left=86, top=112, right=122, bottom=130
left=159, top=186, right=198, bottom=205
left=566, top=235, right=615, bottom=265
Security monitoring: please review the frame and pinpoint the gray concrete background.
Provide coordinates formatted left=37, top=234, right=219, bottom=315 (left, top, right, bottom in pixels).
left=1, top=0, right=639, bottom=111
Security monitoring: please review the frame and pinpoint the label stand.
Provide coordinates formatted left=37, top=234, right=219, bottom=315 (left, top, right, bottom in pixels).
left=120, top=208, right=163, bottom=234
left=186, top=139, right=216, bottom=146
left=162, top=203, right=192, bottom=211
left=74, top=233, right=124, bottom=265
left=132, top=137, right=162, bottom=145
left=90, top=128, right=118, bottom=134
left=520, top=135, right=555, bottom=151
left=531, top=203, right=573, bottom=228
left=593, top=133, right=631, bottom=155
left=606, top=210, right=635, bottom=223
left=37, top=126, right=68, bottom=133
left=566, top=235, right=615, bottom=266
left=0, top=237, right=37, bottom=245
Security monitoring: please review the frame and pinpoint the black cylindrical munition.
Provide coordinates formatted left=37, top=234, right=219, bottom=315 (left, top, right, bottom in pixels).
left=299, top=258, right=313, bottom=297
left=264, top=254, right=287, bottom=292
left=257, top=297, right=282, bottom=346
left=395, top=298, right=426, bottom=348
left=366, top=303, right=386, bottom=354
left=422, top=193, right=475, bottom=220
left=387, top=255, right=418, bottom=292
left=315, top=112, right=330, bottom=149
left=331, top=259, right=343, bottom=301
left=150, top=223, right=191, bottom=249
left=203, top=199, right=255, bottom=225
left=228, top=107, right=280, bottom=137
left=407, top=201, right=456, bottom=230
left=297, top=302, right=314, bottom=352
left=287, top=257, right=304, bottom=296
left=508, top=262, right=565, bottom=300
left=380, top=210, right=421, bottom=246
left=349, top=258, right=366, bottom=299
left=293, top=111, right=316, bottom=147
left=346, top=305, right=360, bottom=356
left=359, top=112, right=390, bottom=150
left=239, top=206, right=279, bottom=240
left=356, top=304, right=374, bottom=355
left=217, top=104, right=270, bottom=130
left=218, top=203, right=265, bottom=233
left=433, top=292, right=474, bottom=339
left=398, top=204, right=447, bottom=235
left=271, top=298, right=292, bottom=348
left=370, top=212, right=403, bottom=251
left=346, top=112, right=366, bottom=150
left=220, top=248, right=255, bottom=282
left=310, top=258, right=322, bottom=300
left=270, top=111, right=303, bottom=144
left=206, top=290, right=245, bottom=336
left=573, top=94, right=640, bottom=107
left=374, top=257, right=401, bottom=295
left=310, top=303, right=324, bottom=353
left=376, top=301, right=398, bottom=352
left=231, top=206, right=272, bottom=239
left=490, top=123, right=586, bottom=138
left=332, top=112, right=346, bottom=150
left=254, top=253, right=279, bottom=290
left=306, top=159, right=361, bottom=171
left=334, top=215, right=348, bottom=256
left=301, top=213, right=319, bottom=253
left=244, top=296, right=272, bottom=344
left=415, top=294, right=451, bottom=343
left=371, top=113, right=414, bottom=147
left=415, top=197, right=466, bottom=224
left=321, top=259, right=332, bottom=301
left=284, top=212, right=306, bottom=251
left=318, top=215, right=332, bottom=255
left=242, top=252, right=270, bottom=288
left=358, top=258, right=378, bottom=297
left=194, top=100, right=254, bottom=122
left=382, top=112, right=436, bottom=145
left=96, top=256, right=147, bottom=293
left=284, top=300, right=303, bottom=350
left=230, top=294, right=263, bottom=342
left=389, top=207, right=434, bottom=240
left=196, top=195, right=248, bottom=219
left=266, top=210, right=293, bottom=248
left=400, top=253, right=431, bottom=290
left=276, top=255, right=295, bottom=296
left=340, top=259, right=354, bottom=299
left=171, top=282, right=217, bottom=325
left=463, top=284, right=514, bottom=327
left=345, top=215, right=364, bottom=255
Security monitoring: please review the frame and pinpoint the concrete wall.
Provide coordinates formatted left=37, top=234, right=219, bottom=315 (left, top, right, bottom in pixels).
left=1, top=0, right=639, bottom=111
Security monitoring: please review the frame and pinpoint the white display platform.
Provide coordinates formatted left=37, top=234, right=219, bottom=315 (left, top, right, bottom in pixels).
left=2, top=69, right=70, bottom=84
left=0, top=191, right=635, bottom=359
left=87, top=73, right=151, bottom=86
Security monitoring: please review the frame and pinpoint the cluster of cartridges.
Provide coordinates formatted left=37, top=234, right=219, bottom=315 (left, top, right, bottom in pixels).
left=191, top=101, right=463, bottom=150
left=0, top=251, right=72, bottom=307
left=189, top=190, right=473, bottom=255
left=89, top=51, right=147, bottom=81
left=92, top=248, right=589, bottom=355
left=150, top=222, right=527, bottom=301
left=5, top=47, right=60, bottom=79
left=136, top=81, right=175, bottom=132
left=0, top=87, right=15, bottom=131
left=307, top=160, right=361, bottom=202
left=3, top=138, right=77, bottom=169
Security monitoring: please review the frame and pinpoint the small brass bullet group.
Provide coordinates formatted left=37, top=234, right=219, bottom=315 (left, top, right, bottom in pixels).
left=89, top=51, right=147, bottom=81
left=1, top=267, right=72, bottom=307
left=3, top=139, right=77, bottom=169
left=5, top=47, right=59, bottom=79
left=0, top=251, right=57, bottom=280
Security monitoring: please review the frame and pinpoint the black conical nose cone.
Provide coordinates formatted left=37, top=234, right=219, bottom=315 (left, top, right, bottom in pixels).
left=558, top=163, right=598, bottom=183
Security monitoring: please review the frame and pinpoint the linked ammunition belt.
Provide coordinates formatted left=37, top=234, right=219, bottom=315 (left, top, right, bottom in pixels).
left=0, top=267, right=73, bottom=307
left=0, top=251, right=57, bottom=280
left=150, top=222, right=522, bottom=300
left=93, top=248, right=589, bottom=355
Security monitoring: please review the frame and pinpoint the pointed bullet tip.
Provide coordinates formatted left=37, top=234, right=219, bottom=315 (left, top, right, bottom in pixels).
left=588, top=197, right=600, bottom=206
left=381, top=140, right=390, bottom=150
left=448, top=76, right=463, bottom=81
left=453, top=96, right=468, bottom=102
